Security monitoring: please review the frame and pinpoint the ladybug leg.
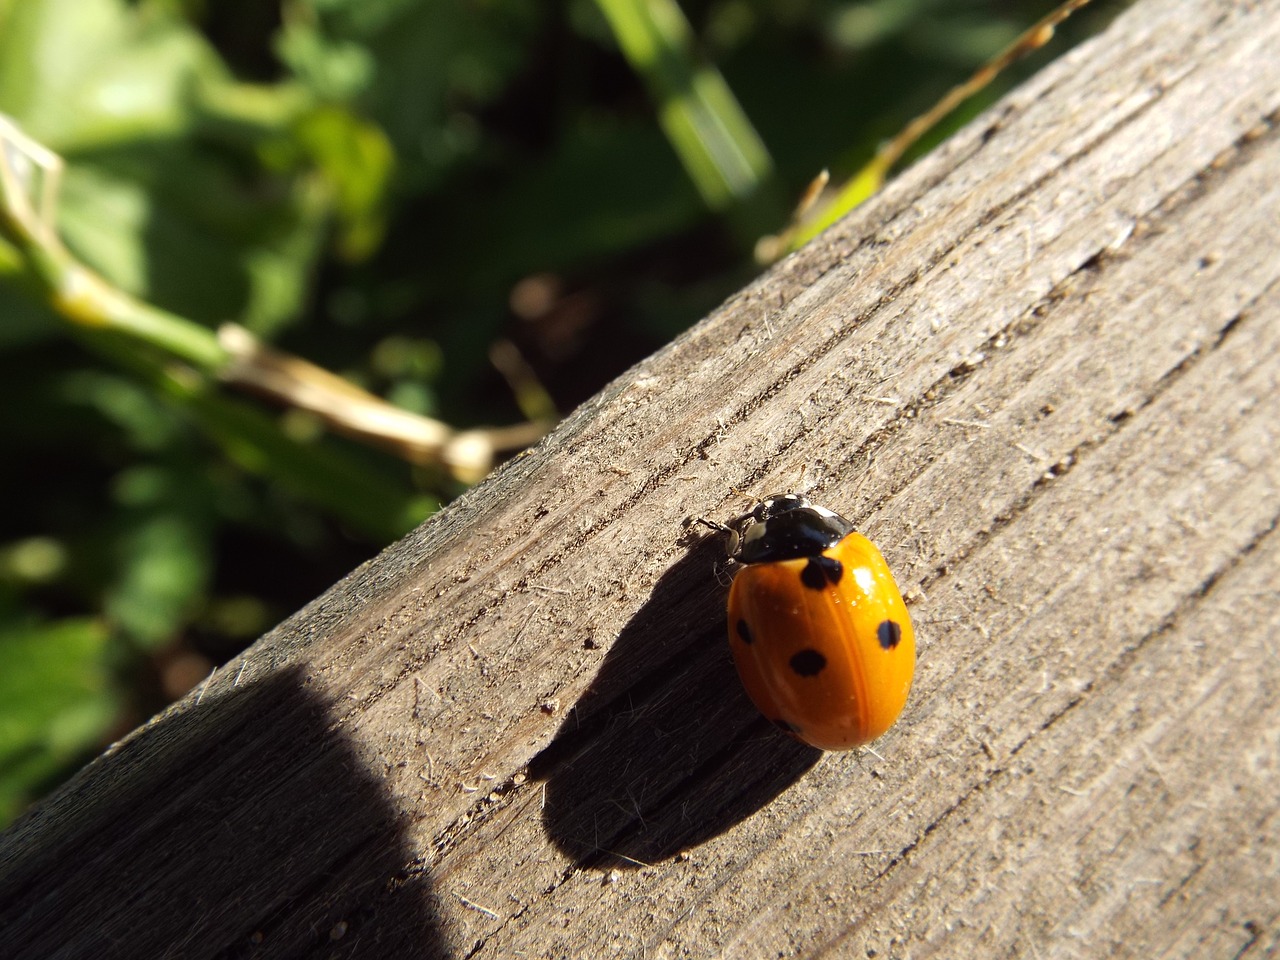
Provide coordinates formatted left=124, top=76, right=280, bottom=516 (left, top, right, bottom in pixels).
left=686, top=515, right=741, bottom=558
left=688, top=515, right=729, bottom=534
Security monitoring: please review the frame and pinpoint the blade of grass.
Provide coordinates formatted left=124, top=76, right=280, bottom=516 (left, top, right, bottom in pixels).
left=594, top=0, right=772, bottom=208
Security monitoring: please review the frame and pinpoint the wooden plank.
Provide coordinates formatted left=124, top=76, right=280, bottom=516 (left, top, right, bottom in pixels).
left=3, top=0, right=1279, bottom=956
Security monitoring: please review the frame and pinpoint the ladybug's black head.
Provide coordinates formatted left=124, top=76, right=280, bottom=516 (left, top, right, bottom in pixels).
left=726, top=493, right=855, bottom=564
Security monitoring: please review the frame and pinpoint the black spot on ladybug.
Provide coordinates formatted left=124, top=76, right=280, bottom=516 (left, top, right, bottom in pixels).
left=736, top=619, right=753, bottom=644
left=789, top=648, right=827, bottom=677
left=800, top=555, right=843, bottom=591
left=877, top=619, right=903, bottom=650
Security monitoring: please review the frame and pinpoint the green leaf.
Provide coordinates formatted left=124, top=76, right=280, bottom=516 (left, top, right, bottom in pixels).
left=278, top=0, right=540, bottom=192
left=57, top=369, right=180, bottom=452
left=105, top=464, right=213, bottom=649
left=0, top=616, right=120, bottom=825
left=0, top=0, right=208, bottom=148
left=291, top=106, right=395, bottom=262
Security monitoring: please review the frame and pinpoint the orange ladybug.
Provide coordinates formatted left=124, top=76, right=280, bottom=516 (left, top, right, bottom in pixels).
left=708, top=494, right=915, bottom=750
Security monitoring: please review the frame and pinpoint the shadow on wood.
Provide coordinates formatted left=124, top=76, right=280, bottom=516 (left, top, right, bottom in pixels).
left=529, top=530, right=821, bottom=868
left=0, top=665, right=452, bottom=960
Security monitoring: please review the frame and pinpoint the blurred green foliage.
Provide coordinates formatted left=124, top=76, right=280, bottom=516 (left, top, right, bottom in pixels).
left=0, top=0, right=1110, bottom=824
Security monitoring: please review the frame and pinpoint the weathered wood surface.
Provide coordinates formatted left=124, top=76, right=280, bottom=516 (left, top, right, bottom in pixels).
left=4, top=0, right=1280, bottom=956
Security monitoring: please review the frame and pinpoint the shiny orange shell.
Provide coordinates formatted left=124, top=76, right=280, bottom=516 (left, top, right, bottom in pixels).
left=727, top=531, right=915, bottom=750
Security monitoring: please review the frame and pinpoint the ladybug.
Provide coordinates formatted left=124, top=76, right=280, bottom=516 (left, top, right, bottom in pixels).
left=704, top=493, right=915, bottom=751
